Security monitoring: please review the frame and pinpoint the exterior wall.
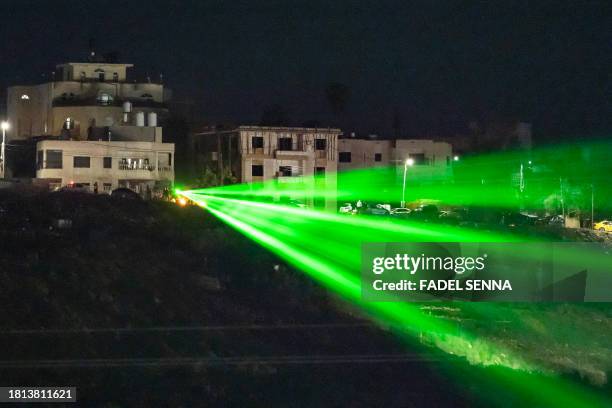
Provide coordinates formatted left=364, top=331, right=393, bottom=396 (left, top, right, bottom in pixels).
left=236, top=126, right=339, bottom=210
left=337, top=139, right=391, bottom=171
left=36, top=140, right=174, bottom=194
left=7, top=84, right=53, bottom=139
left=337, top=138, right=454, bottom=182
left=56, top=63, right=133, bottom=81
left=393, top=139, right=454, bottom=182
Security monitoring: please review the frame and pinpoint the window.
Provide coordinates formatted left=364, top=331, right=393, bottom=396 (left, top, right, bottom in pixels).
left=278, top=137, right=293, bottom=151
left=252, top=136, right=264, bottom=149
left=315, top=138, right=326, bottom=150
left=252, top=164, right=264, bottom=177
left=103, top=157, right=112, bottom=169
left=97, top=93, right=113, bottom=105
left=73, top=156, right=91, bottom=168
left=95, top=68, right=105, bottom=82
left=64, top=118, right=74, bottom=130
left=339, top=152, right=352, bottom=163
left=279, top=166, right=292, bottom=177
left=315, top=167, right=325, bottom=176
left=46, top=150, right=63, bottom=169
left=113, top=72, right=119, bottom=82
left=374, top=153, right=382, bottom=162
left=103, top=183, right=112, bottom=192
left=410, top=153, right=426, bottom=165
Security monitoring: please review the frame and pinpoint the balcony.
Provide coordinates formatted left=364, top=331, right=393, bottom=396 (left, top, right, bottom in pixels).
left=52, top=96, right=167, bottom=109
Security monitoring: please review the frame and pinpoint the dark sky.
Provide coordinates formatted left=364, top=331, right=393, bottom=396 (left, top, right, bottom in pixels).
left=1, top=0, right=611, bottom=139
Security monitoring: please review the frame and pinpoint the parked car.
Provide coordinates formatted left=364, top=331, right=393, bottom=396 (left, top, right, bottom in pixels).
left=111, top=188, right=142, bottom=200
left=339, top=203, right=354, bottom=214
left=361, top=206, right=390, bottom=216
left=501, top=212, right=538, bottom=228
left=594, top=220, right=612, bottom=232
left=408, top=205, right=439, bottom=222
left=59, top=183, right=91, bottom=193
left=390, top=207, right=411, bottom=217
left=438, top=210, right=464, bottom=225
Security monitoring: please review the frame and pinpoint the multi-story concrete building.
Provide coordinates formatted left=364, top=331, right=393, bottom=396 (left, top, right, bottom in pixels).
left=7, top=60, right=169, bottom=141
left=36, top=137, right=174, bottom=195
left=191, top=126, right=340, bottom=210
left=338, top=137, right=455, bottom=182
left=6, top=52, right=175, bottom=194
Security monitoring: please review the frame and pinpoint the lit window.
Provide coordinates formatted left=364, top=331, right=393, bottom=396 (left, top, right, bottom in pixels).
left=20, top=94, right=29, bottom=100
left=64, top=118, right=74, bottom=130
left=97, top=93, right=113, bottom=106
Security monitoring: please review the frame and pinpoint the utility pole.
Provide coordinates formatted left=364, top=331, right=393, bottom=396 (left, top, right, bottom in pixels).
left=216, top=128, right=223, bottom=186
left=1, top=121, right=9, bottom=178
left=559, top=178, right=565, bottom=219
left=591, top=184, right=594, bottom=228
left=400, top=158, right=414, bottom=208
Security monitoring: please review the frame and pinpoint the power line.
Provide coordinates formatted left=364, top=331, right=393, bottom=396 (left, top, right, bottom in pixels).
left=0, top=353, right=444, bottom=369
left=0, top=322, right=376, bottom=335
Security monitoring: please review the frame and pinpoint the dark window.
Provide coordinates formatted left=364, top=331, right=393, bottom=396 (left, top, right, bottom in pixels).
left=410, top=153, right=426, bottom=165
left=73, top=156, right=91, bottom=168
left=252, top=165, right=264, bottom=177
left=315, top=166, right=326, bottom=175
left=46, top=150, right=63, bottom=169
left=315, top=138, right=326, bottom=150
left=36, top=150, right=43, bottom=169
left=103, top=157, right=112, bottom=169
left=374, top=153, right=382, bottom=162
left=113, top=72, right=119, bottom=82
left=278, top=137, right=293, bottom=151
left=279, top=166, right=292, bottom=177
left=252, top=136, right=264, bottom=149
left=339, top=152, right=352, bottom=163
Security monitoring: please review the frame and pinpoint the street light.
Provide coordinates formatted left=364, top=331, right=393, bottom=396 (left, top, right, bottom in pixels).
left=1, top=121, right=9, bottom=178
left=401, top=158, right=414, bottom=208
left=453, top=155, right=459, bottom=161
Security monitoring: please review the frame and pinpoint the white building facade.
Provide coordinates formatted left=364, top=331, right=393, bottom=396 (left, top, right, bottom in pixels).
left=36, top=139, right=174, bottom=194
left=338, top=137, right=455, bottom=182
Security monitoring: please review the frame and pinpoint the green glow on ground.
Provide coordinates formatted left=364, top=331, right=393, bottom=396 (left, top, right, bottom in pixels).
left=177, top=140, right=612, bottom=406
left=179, top=189, right=610, bottom=407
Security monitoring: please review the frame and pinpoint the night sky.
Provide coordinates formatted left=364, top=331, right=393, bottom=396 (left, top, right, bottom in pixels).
left=1, top=1, right=611, bottom=140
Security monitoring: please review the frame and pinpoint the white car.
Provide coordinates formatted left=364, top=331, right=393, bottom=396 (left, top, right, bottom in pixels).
left=391, top=207, right=411, bottom=215
left=339, top=203, right=354, bottom=214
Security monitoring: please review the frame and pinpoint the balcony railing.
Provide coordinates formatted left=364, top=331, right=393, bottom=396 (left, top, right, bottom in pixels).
left=119, top=164, right=155, bottom=171
left=52, top=96, right=167, bottom=109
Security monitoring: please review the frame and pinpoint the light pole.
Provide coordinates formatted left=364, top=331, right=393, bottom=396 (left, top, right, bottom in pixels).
left=1, top=121, right=9, bottom=178
left=401, top=158, right=414, bottom=208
